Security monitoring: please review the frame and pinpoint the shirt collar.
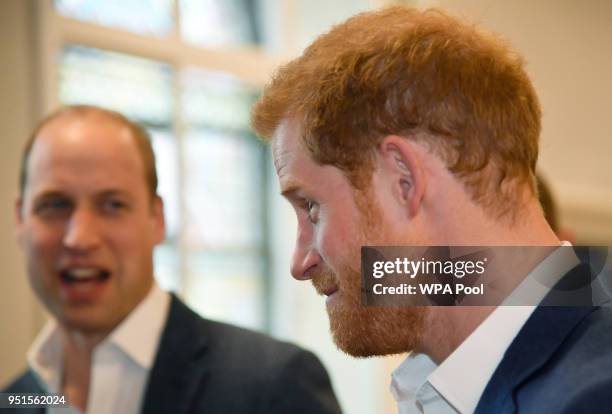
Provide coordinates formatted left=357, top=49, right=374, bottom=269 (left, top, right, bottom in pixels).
left=27, top=319, right=62, bottom=393
left=428, top=306, right=536, bottom=413
left=27, top=283, right=171, bottom=391
left=105, top=283, right=170, bottom=369
left=391, top=242, right=578, bottom=413
left=390, top=353, right=437, bottom=403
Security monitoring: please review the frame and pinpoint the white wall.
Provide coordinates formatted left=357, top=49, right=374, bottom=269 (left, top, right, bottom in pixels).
left=0, top=0, right=45, bottom=388
left=422, top=0, right=612, bottom=242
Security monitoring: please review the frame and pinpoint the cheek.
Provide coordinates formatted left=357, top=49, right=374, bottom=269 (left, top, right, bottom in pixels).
left=110, top=235, right=150, bottom=261
left=314, top=218, right=336, bottom=260
left=23, top=223, right=63, bottom=257
left=317, top=215, right=361, bottom=270
left=108, top=226, right=156, bottom=268
left=20, top=226, right=63, bottom=297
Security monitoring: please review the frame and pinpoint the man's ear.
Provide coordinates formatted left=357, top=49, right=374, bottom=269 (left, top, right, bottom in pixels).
left=378, top=135, right=426, bottom=218
left=152, top=195, right=166, bottom=244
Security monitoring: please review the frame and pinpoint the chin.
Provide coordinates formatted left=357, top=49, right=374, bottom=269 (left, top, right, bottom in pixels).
left=332, top=333, right=387, bottom=358
left=327, top=304, right=424, bottom=358
left=57, top=307, right=123, bottom=335
left=60, top=317, right=114, bottom=334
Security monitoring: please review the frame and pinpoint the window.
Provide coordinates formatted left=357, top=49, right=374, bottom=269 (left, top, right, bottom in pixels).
left=55, top=0, right=175, bottom=36
left=42, top=0, right=272, bottom=330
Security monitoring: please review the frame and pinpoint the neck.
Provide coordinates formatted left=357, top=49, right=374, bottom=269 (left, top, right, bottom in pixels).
left=417, top=199, right=561, bottom=363
left=59, top=327, right=108, bottom=411
left=418, top=306, right=496, bottom=364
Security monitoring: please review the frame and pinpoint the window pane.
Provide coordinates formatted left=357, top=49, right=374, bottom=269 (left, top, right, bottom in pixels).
left=180, top=0, right=260, bottom=48
left=59, top=45, right=174, bottom=126
left=183, top=130, right=263, bottom=249
left=180, top=67, right=266, bottom=330
left=182, top=69, right=255, bottom=132
left=154, top=243, right=181, bottom=292
left=184, top=251, right=264, bottom=329
left=54, top=0, right=174, bottom=36
left=181, top=68, right=263, bottom=249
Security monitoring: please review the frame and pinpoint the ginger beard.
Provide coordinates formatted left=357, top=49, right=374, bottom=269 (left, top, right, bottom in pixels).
left=311, top=187, right=426, bottom=357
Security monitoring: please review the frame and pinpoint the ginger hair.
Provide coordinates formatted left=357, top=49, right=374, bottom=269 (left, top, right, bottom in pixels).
left=252, top=6, right=541, bottom=217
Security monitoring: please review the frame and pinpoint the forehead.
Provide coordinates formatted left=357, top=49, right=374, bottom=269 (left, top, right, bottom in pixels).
left=272, top=118, right=299, bottom=168
left=271, top=118, right=311, bottom=187
left=272, top=118, right=319, bottom=178
left=272, top=118, right=357, bottom=198
left=25, top=113, right=146, bottom=194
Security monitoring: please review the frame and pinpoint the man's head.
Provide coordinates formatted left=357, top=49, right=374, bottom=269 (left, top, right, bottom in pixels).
left=253, top=7, right=545, bottom=357
left=16, top=105, right=165, bottom=336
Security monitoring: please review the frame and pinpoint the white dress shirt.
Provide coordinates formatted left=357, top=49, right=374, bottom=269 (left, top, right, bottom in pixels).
left=391, top=244, right=578, bottom=414
left=28, top=283, right=171, bottom=414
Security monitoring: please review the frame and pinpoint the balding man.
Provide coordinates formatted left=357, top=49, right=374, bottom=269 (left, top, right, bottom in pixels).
left=2, top=105, right=341, bottom=414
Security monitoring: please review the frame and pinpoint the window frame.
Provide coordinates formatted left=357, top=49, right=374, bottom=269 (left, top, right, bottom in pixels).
left=34, top=0, right=281, bottom=330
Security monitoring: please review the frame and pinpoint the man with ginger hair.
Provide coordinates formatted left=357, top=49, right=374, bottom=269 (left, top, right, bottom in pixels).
left=252, top=6, right=612, bottom=414
left=2, top=105, right=341, bottom=414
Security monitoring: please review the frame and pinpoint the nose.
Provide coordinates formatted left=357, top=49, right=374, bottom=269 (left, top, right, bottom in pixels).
left=63, top=207, right=101, bottom=252
left=290, top=227, right=321, bottom=280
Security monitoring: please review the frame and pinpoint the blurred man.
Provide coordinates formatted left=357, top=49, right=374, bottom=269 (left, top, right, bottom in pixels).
left=252, top=6, right=612, bottom=414
left=3, top=105, right=341, bottom=414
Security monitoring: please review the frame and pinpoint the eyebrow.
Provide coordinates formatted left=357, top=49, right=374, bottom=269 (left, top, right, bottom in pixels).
left=96, top=189, right=130, bottom=198
left=280, top=180, right=302, bottom=198
left=32, top=190, right=69, bottom=202
left=32, top=188, right=131, bottom=201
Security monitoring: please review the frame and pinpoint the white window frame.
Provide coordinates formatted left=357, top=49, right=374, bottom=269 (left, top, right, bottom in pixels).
left=33, top=0, right=284, bottom=315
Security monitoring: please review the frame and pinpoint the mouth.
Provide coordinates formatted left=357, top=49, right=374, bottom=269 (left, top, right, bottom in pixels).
left=322, top=286, right=338, bottom=297
left=310, top=269, right=340, bottom=304
left=323, top=286, right=341, bottom=306
left=60, top=267, right=111, bottom=284
left=313, top=280, right=339, bottom=297
left=57, top=266, right=111, bottom=302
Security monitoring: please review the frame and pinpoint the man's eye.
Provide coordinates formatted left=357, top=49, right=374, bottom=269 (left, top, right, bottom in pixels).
left=306, top=200, right=320, bottom=223
left=35, top=199, right=71, bottom=215
left=102, top=199, right=127, bottom=213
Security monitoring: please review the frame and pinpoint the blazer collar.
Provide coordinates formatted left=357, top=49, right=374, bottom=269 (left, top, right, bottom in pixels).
left=141, top=294, right=210, bottom=414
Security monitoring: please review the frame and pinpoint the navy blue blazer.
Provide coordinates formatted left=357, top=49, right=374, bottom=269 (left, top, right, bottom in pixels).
left=475, top=263, right=612, bottom=413
left=2, top=295, right=342, bottom=414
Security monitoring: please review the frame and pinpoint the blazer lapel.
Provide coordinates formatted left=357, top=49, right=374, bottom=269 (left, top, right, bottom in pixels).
left=140, top=295, right=209, bottom=414
left=474, top=305, right=596, bottom=414
left=475, top=259, right=598, bottom=414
